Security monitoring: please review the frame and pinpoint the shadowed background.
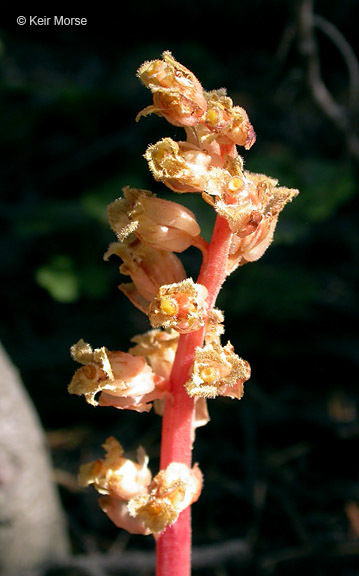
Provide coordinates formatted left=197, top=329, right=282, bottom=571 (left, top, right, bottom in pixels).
left=1, top=1, right=358, bottom=574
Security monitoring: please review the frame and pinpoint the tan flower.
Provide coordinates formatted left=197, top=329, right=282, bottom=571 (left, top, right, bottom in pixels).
left=68, top=339, right=167, bottom=412
left=108, top=187, right=201, bottom=252
left=136, top=51, right=207, bottom=127
left=225, top=172, right=299, bottom=272
left=148, top=278, right=208, bottom=334
left=104, top=240, right=186, bottom=314
left=185, top=341, right=251, bottom=399
left=99, top=496, right=151, bottom=535
left=129, top=328, right=179, bottom=380
left=128, top=462, right=203, bottom=534
left=78, top=437, right=151, bottom=501
left=144, top=137, right=215, bottom=193
left=203, top=89, right=256, bottom=150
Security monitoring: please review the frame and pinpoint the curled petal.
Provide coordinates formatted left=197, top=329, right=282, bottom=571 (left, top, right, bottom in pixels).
left=128, top=462, right=203, bottom=534
left=148, top=278, right=208, bottom=334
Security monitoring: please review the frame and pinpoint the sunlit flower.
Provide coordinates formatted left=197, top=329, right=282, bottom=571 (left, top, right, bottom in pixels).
left=145, top=137, right=216, bottom=193
left=136, top=51, right=207, bottom=127
left=225, top=172, right=299, bottom=272
left=78, top=437, right=151, bottom=500
left=99, top=496, right=151, bottom=535
left=185, top=341, right=251, bottom=399
left=108, top=187, right=201, bottom=253
left=128, top=462, right=203, bottom=534
left=148, top=278, right=208, bottom=334
left=104, top=240, right=186, bottom=314
left=68, top=339, right=167, bottom=412
left=203, top=89, right=256, bottom=150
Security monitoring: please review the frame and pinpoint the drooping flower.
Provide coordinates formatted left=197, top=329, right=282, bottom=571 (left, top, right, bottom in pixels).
left=185, top=341, right=251, bottom=399
left=78, top=437, right=153, bottom=535
left=136, top=51, right=207, bottom=127
left=78, top=436, right=151, bottom=500
left=148, top=278, right=208, bottom=334
left=104, top=240, right=186, bottom=314
left=225, top=172, right=299, bottom=272
left=144, top=137, right=219, bottom=193
left=68, top=339, right=167, bottom=412
left=203, top=89, right=256, bottom=150
left=128, top=462, right=203, bottom=534
left=129, top=328, right=179, bottom=380
left=108, top=187, right=202, bottom=253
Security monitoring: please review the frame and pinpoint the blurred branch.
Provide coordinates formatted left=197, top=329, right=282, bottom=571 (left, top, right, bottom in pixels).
left=279, top=0, right=359, bottom=162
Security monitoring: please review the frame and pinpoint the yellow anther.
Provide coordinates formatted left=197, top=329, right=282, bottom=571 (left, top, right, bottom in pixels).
left=160, top=297, right=179, bottom=316
left=228, top=177, right=244, bottom=192
left=200, top=366, right=219, bottom=383
left=206, top=108, right=218, bottom=126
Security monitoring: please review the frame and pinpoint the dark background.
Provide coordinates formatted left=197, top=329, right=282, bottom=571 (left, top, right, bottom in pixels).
left=1, top=1, right=359, bottom=574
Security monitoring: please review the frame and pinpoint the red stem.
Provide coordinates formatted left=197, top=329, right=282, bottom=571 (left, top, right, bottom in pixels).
left=156, top=215, right=232, bottom=576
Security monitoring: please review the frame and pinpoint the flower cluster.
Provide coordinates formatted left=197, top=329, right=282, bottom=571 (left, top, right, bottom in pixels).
left=69, top=51, right=298, bottom=538
left=78, top=437, right=202, bottom=535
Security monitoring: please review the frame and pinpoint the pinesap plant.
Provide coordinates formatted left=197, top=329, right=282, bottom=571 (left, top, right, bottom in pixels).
left=68, top=52, right=298, bottom=576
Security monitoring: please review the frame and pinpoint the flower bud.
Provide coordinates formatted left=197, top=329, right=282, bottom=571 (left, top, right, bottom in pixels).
left=148, top=278, right=208, bottom=334
left=136, top=51, right=207, bottom=127
left=185, top=341, right=251, bottom=399
left=69, top=339, right=166, bottom=412
left=108, top=187, right=201, bottom=252
left=128, top=462, right=203, bottom=534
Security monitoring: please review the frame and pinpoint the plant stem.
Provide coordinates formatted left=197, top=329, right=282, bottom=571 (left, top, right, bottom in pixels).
left=156, top=215, right=232, bottom=576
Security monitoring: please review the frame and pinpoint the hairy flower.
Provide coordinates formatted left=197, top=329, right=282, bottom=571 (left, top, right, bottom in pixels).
left=185, top=341, right=251, bottom=399
left=108, top=187, right=201, bottom=252
left=148, top=278, right=208, bottom=334
left=69, top=339, right=167, bottom=412
left=145, top=137, right=217, bottom=193
left=203, top=89, right=256, bottom=150
left=225, top=172, right=299, bottom=272
left=104, top=240, right=186, bottom=314
left=136, top=51, right=207, bottom=127
left=128, top=462, right=203, bottom=534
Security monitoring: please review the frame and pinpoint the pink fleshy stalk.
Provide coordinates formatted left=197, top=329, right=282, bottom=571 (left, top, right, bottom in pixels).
left=156, top=215, right=233, bottom=576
